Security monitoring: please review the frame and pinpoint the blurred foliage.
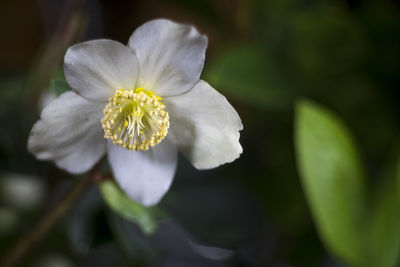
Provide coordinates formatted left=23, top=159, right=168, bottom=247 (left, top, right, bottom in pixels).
left=49, top=68, right=72, bottom=96
left=205, top=44, right=292, bottom=110
left=368, top=156, right=400, bottom=267
left=0, top=0, right=399, bottom=266
left=295, top=100, right=400, bottom=267
left=99, top=180, right=164, bottom=235
left=295, top=100, right=367, bottom=266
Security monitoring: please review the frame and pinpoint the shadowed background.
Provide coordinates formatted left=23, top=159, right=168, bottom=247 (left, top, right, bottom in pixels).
left=0, top=0, right=399, bottom=266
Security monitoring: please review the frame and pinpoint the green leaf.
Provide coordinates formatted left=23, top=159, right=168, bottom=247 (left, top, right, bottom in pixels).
left=398, top=156, right=400, bottom=198
left=99, top=180, right=165, bottom=235
left=204, top=44, right=291, bottom=110
left=49, top=68, right=71, bottom=95
left=295, top=99, right=367, bottom=266
left=367, top=156, right=400, bottom=267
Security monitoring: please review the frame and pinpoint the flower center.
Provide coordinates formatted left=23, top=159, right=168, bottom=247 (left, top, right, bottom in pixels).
left=101, top=88, right=169, bottom=151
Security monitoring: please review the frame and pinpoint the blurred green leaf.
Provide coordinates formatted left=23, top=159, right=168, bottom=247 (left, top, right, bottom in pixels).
left=367, top=153, right=400, bottom=267
left=295, top=99, right=367, bottom=266
left=49, top=68, right=71, bottom=95
left=398, top=156, right=400, bottom=196
left=99, top=180, right=164, bottom=235
left=205, top=44, right=291, bottom=110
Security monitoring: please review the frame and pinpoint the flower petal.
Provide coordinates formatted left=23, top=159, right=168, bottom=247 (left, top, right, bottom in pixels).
left=164, top=80, right=243, bottom=169
left=28, top=91, right=106, bottom=174
left=107, top=140, right=178, bottom=206
left=128, top=19, right=208, bottom=97
left=64, top=39, right=139, bottom=102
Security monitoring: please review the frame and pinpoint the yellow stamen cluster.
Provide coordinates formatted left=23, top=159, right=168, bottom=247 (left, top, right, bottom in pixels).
left=101, top=88, right=169, bottom=151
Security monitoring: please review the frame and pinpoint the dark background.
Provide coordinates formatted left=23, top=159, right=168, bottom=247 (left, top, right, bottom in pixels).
left=0, top=0, right=399, bottom=266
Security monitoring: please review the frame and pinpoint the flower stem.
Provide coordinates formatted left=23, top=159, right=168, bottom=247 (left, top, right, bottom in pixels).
left=1, top=170, right=96, bottom=267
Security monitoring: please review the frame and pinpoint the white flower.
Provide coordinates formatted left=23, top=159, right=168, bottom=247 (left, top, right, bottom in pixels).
left=28, top=19, right=243, bottom=206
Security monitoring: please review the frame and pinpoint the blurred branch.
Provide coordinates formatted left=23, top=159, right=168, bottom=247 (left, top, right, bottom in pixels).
left=25, top=0, right=88, bottom=109
left=1, top=160, right=103, bottom=267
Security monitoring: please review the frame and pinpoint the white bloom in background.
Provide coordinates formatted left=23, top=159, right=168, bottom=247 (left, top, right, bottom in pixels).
left=28, top=19, right=243, bottom=206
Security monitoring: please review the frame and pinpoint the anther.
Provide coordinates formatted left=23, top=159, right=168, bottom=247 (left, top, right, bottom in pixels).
left=102, top=88, right=169, bottom=151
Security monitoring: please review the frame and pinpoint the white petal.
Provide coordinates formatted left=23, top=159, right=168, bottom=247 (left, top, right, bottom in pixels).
left=28, top=91, right=106, bottom=174
left=128, top=19, right=208, bottom=97
left=64, top=39, right=139, bottom=102
left=107, top=140, right=178, bottom=206
left=164, top=80, right=243, bottom=169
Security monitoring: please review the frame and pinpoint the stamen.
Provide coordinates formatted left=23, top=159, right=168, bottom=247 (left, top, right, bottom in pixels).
left=101, top=88, right=169, bottom=151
